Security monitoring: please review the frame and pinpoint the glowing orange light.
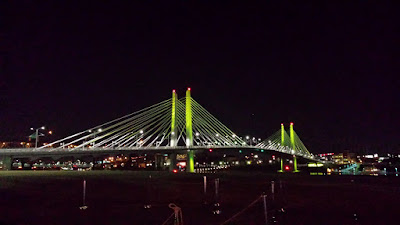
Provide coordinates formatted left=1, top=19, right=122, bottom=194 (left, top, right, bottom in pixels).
left=48, top=131, right=53, bottom=135
left=188, top=87, right=191, bottom=91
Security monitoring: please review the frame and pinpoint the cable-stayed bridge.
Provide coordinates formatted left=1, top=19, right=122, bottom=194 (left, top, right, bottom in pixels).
left=0, top=88, right=318, bottom=172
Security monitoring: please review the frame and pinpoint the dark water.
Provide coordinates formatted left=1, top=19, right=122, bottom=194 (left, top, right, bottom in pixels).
left=0, top=170, right=399, bottom=225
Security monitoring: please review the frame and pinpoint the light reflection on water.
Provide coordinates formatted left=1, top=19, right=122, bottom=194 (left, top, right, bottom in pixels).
left=309, top=171, right=400, bottom=176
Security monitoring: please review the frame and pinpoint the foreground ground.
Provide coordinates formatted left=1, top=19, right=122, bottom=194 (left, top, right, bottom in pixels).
left=0, top=170, right=399, bottom=225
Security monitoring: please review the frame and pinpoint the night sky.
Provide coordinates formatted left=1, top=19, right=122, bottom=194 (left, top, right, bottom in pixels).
left=2, top=1, right=399, bottom=153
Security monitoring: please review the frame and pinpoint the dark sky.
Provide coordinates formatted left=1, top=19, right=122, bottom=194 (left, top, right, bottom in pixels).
left=1, top=1, right=399, bottom=153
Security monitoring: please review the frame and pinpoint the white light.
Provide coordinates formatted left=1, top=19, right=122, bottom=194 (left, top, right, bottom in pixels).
left=41, top=126, right=45, bottom=130
left=98, top=128, right=102, bottom=132
left=88, top=129, right=92, bottom=133
left=232, top=134, right=236, bottom=138
left=246, top=136, right=249, bottom=139
left=195, top=132, right=200, bottom=136
left=140, top=130, right=144, bottom=134
left=216, top=133, right=219, bottom=137
left=171, top=132, right=175, bottom=135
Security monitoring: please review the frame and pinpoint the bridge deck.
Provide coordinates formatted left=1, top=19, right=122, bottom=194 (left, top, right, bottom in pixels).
left=0, top=146, right=317, bottom=161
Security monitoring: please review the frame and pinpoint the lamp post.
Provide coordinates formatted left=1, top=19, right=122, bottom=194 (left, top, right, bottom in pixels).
left=30, top=126, right=45, bottom=149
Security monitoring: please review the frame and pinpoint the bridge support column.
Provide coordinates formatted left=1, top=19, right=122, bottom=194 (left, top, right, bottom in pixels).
left=170, top=90, right=178, bottom=147
left=278, top=158, right=283, bottom=172
left=169, top=153, right=177, bottom=171
left=290, top=122, right=295, bottom=150
left=290, top=123, right=299, bottom=172
left=186, top=88, right=195, bottom=173
left=278, top=123, right=285, bottom=172
left=293, top=155, right=299, bottom=172
left=154, top=154, right=165, bottom=170
left=0, top=156, right=12, bottom=170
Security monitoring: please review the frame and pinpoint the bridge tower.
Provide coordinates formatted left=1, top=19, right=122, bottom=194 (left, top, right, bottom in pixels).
left=186, top=88, right=195, bottom=173
left=290, top=122, right=299, bottom=172
left=169, top=90, right=178, bottom=171
left=278, top=123, right=285, bottom=172
left=170, top=90, right=178, bottom=147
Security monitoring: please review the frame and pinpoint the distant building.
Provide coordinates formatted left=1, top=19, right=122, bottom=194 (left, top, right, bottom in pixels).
left=0, top=141, right=34, bottom=148
left=331, top=152, right=357, bottom=164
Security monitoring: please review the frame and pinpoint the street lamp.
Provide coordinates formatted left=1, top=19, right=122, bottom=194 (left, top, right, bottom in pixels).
left=30, top=126, right=45, bottom=149
left=245, top=135, right=251, bottom=146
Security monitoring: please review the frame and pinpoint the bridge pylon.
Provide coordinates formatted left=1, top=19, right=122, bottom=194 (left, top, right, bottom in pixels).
left=170, top=90, right=178, bottom=147
left=290, top=122, right=299, bottom=172
left=186, top=88, right=195, bottom=173
left=278, top=123, right=285, bottom=172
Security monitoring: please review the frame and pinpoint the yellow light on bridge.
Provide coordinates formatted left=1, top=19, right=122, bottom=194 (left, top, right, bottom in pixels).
left=308, top=163, right=324, bottom=167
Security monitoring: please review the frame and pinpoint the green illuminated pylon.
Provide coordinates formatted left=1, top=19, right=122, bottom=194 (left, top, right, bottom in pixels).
left=278, top=156, right=283, bottom=172
left=290, top=122, right=299, bottom=172
left=290, top=122, right=295, bottom=150
left=170, top=90, right=177, bottom=147
left=186, top=88, right=194, bottom=173
left=278, top=123, right=284, bottom=172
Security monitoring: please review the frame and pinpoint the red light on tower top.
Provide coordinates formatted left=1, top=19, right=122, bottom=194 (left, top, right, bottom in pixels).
left=172, top=89, right=176, bottom=93
left=290, top=122, right=294, bottom=126
left=281, top=123, right=284, bottom=126
left=187, top=87, right=191, bottom=91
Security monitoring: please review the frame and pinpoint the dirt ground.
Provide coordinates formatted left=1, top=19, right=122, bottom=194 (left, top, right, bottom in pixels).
left=0, top=170, right=399, bottom=225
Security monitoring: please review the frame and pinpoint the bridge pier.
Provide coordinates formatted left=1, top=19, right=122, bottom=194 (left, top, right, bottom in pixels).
left=186, top=88, right=195, bottom=173
left=278, top=158, right=284, bottom=172
left=168, top=153, right=177, bottom=171
left=0, top=156, right=12, bottom=170
left=293, top=155, right=299, bottom=172
left=154, top=153, right=166, bottom=170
